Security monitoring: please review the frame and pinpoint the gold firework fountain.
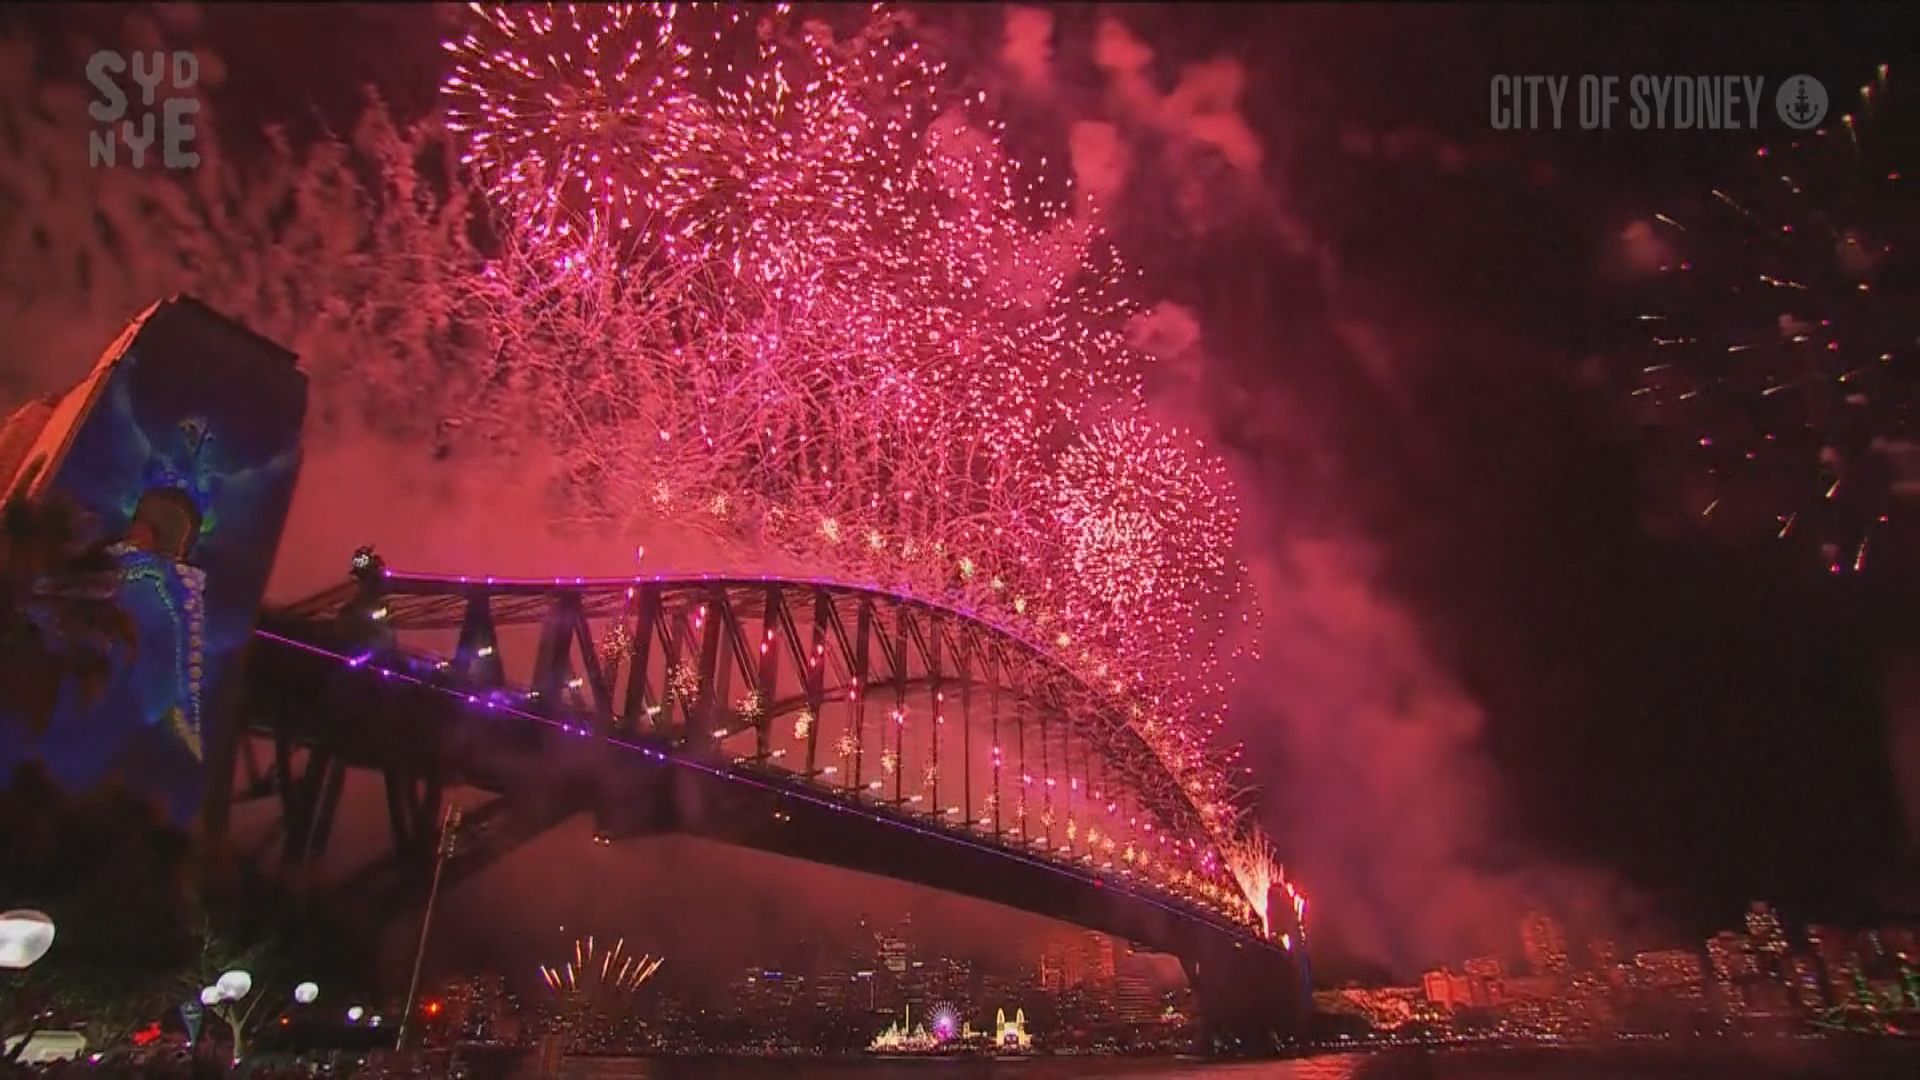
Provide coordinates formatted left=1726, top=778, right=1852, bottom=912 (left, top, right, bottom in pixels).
left=539, top=936, right=664, bottom=1002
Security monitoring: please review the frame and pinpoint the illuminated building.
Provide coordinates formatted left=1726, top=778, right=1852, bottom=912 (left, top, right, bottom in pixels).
left=1036, top=937, right=1074, bottom=991
left=1463, top=955, right=1506, bottom=980
left=1422, top=968, right=1473, bottom=1011
left=1520, top=912, right=1569, bottom=975
left=1501, top=975, right=1561, bottom=1002
left=877, top=927, right=909, bottom=976
left=1706, top=931, right=1757, bottom=1015
left=1633, top=949, right=1705, bottom=1001
left=1788, top=954, right=1827, bottom=1011
left=1588, top=939, right=1619, bottom=971
left=1314, top=986, right=1430, bottom=1030
left=1706, top=931, right=1757, bottom=982
left=441, top=972, right=520, bottom=1043
left=1036, top=951, right=1063, bottom=993
left=1083, top=933, right=1117, bottom=986
left=733, top=968, right=809, bottom=1020
left=813, top=972, right=852, bottom=1015
left=1745, top=902, right=1790, bottom=961
left=1806, top=924, right=1861, bottom=1003
left=993, top=1007, right=1032, bottom=1051
left=867, top=1005, right=937, bottom=1053
left=1113, top=976, right=1160, bottom=1024
left=1036, top=931, right=1120, bottom=992
left=1861, top=928, right=1886, bottom=965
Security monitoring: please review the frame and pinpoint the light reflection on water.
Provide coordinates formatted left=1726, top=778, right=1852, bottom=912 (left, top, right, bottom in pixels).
left=552, top=1055, right=1368, bottom=1080
left=548, top=1044, right=1920, bottom=1080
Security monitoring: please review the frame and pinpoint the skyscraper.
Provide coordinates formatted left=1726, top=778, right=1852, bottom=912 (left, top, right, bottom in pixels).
left=1113, top=976, right=1160, bottom=1024
left=1081, top=932, right=1117, bottom=986
left=1422, top=968, right=1473, bottom=1010
left=1806, top=925, right=1863, bottom=1004
left=1745, top=902, right=1789, bottom=958
left=1587, top=938, right=1619, bottom=971
left=1706, top=931, right=1757, bottom=1016
left=1787, top=954, right=1827, bottom=1011
left=1632, top=949, right=1706, bottom=1003
left=1520, top=912, right=1569, bottom=975
left=1037, top=943, right=1067, bottom=992
left=876, top=922, right=909, bottom=975
left=1463, top=955, right=1506, bottom=980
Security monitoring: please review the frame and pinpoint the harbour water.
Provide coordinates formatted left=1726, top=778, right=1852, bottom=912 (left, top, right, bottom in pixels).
left=546, top=1042, right=1920, bottom=1079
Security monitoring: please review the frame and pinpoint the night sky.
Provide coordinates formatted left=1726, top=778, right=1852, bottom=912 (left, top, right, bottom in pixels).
left=6, top=3, right=1920, bottom=988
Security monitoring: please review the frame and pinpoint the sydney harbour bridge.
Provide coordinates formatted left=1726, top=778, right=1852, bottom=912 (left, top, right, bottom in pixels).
left=228, top=563, right=1308, bottom=1052
left=7, top=297, right=1309, bottom=1055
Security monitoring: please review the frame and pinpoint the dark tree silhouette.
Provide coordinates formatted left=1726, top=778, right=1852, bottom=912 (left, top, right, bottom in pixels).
left=0, top=763, right=363, bottom=1064
left=0, top=764, right=194, bottom=1059
left=0, top=495, right=135, bottom=735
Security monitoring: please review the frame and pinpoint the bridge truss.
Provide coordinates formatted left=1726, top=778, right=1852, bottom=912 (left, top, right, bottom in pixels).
left=266, top=565, right=1263, bottom=929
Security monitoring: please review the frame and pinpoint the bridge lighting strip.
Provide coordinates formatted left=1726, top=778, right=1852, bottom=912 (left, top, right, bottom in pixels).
left=359, top=567, right=1230, bottom=865
left=377, top=568, right=1074, bottom=688
left=252, top=628, right=1285, bottom=955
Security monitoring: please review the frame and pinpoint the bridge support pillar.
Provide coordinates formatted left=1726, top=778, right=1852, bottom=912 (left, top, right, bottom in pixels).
left=1180, top=936, right=1308, bottom=1057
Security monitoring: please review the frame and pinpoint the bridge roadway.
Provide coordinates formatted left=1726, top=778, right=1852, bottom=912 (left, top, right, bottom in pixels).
left=228, top=569, right=1308, bottom=1053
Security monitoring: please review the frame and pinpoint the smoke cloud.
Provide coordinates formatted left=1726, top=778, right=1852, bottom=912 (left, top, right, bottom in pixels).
left=1001, top=8, right=1658, bottom=976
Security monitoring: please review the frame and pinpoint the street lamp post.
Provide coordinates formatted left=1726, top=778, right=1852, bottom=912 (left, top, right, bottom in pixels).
left=397, top=804, right=461, bottom=1053
left=1, top=910, right=55, bottom=1065
left=0, top=912, right=54, bottom=972
left=205, top=970, right=255, bottom=1065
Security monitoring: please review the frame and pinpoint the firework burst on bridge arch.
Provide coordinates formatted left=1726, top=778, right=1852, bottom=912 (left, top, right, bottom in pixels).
left=442, top=2, right=1293, bottom=931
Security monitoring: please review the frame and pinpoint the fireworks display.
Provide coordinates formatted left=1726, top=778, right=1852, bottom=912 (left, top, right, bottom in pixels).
left=445, top=3, right=735, bottom=247
left=1629, top=64, right=1920, bottom=572
left=1223, top=831, right=1277, bottom=936
left=1049, top=413, right=1247, bottom=688
left=539, top=936, right=664, bottom=999
left=442, top=3, right=1269, bottom=918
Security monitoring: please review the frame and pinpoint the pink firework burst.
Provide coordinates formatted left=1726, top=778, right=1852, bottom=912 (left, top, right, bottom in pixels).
left=444, top=3, right=755, bottom=245
left=442, top=4, right=1273, bottom=889
left=1049, top=412, right=1241, bottom=660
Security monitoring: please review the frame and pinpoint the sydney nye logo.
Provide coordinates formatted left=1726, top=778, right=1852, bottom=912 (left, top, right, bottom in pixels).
left=1490, top=73, right=1828, bottom=131
left=86, top=49, right=203, bottom=168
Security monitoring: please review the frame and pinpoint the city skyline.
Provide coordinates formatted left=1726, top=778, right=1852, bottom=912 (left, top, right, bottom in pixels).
left=1323, top=900, right=1920, bottom=1043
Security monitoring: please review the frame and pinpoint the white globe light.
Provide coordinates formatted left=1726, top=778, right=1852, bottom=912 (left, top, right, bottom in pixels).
left=293, top=982, right=319, bottom=1005
left=0, top=910, right=55, bottom=970
left=200, top=986, right=222, bottom=1006
left=346, top=1006, right=364, bottom=1023
left=216, top=970, right=253, bottom=1001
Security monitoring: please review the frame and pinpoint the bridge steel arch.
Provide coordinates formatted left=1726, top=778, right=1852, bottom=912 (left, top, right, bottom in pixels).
left=229, top=567, right=1308, bottom=1053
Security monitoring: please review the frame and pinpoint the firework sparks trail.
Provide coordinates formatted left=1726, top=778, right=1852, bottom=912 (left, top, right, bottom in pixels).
left=1049, top=413, right=1243, bottom=673
left=540, top=936, right=664, bottom=998
left=1629, top=63, right=1918, bottom=573
left=446, top=3, right=760, bottom=249
left=1222, top=830, right=1284, bottom=936
left=444, top=3, right=1272, bottom=914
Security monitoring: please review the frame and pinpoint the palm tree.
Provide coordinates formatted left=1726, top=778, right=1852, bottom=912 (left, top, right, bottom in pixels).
left=0, top=495, right=135, bottom=734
